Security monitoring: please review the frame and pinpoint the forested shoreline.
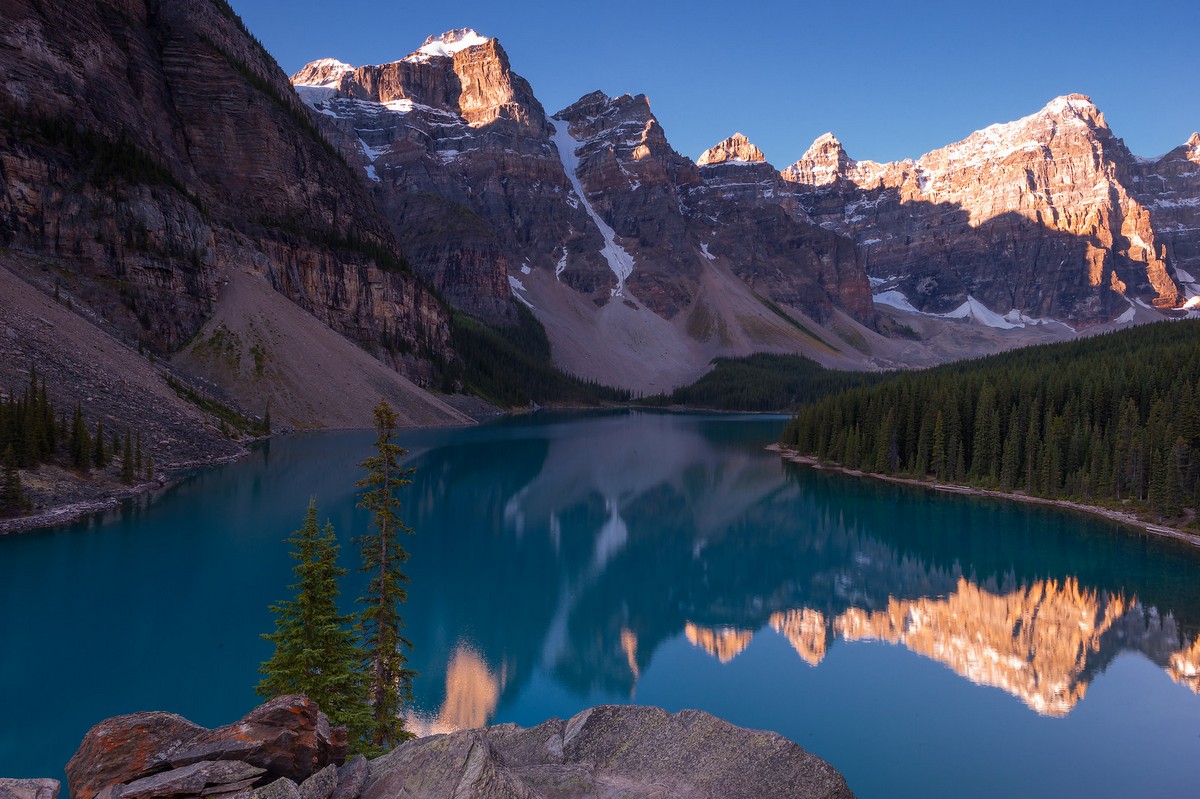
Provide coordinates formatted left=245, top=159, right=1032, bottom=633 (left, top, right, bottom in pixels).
left=781, top=320, right=1200, bottom=525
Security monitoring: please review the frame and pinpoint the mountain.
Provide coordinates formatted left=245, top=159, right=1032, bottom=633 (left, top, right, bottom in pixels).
left=783, top=95, right=1185, bottom=327
left=0, top=0, right=465, bottom=432
left=292, top=32, right=879, bottom=393
left=1130, top=132, right=1200, bottom=299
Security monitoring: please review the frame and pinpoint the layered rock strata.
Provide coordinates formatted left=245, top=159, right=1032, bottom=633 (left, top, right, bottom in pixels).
left=0, top=0, right=446, bottom=378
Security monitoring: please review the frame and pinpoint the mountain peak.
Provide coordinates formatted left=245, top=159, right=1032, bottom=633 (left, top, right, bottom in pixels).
left=697, top=133, right=766, bottom=166
left=1188, top=132, right=1200, bottom=148
left=403, top=29, right=492, bottom=62
left=802, top=132, right=849, bottom=160
left=781, top=132, right=856, bottom=186
left=1034, top=93, right=1107, bottom=129
left=291, top=58, right=355, bottom=88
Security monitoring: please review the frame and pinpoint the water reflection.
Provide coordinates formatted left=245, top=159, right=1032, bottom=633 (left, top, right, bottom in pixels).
left=405, top=643, right=504, bottom=736
left=687, top=579, right=1200, bottom=717
left=401, top=411, right=1200, bottom=729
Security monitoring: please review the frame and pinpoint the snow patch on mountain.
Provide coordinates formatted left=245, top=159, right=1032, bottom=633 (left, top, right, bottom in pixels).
left=874, top=290, right=1075, bottom=331
left=508, top=274, right=534, bottom=309
left=551, top=119, right=635, bottom=297
left=403, top=29, right=490, bottom=63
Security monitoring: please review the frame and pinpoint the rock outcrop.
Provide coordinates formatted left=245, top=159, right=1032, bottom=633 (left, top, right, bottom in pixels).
left=50, top=701, right=854, bottom=799
left=65, top=696, right=346, bottom=799
left=783, top=95, right=1186, bottom=326
left=365, top=705, right=853, bottom=799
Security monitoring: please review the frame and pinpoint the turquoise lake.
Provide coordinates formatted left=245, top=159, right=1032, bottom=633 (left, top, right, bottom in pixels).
left=2, top=410, right=1199, bottom=798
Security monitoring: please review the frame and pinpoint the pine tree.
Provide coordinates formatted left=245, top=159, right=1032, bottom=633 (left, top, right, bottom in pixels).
left=258, top=499, right=369, bottom=740
left=135, top=430, right=143, bottom=475
left=931, top=411, right=946, bottom=481
left=356, top=400, right=416, bottom=752
left=1, top=445, right=31, bottom=518
left=93, top=420, right=107, bottom=469
left=121, top=428, right=135, bottom=484
left=70, top=404, right=91, bottom=472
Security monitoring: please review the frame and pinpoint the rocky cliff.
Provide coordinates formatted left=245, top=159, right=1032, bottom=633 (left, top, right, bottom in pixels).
left=1130, top=132, right=1200, bottom=299
left=783, top=95, right=1188, bottom=327
left=0, top=0, right=454, bottom=415
left=49, top=697, right=854, bottom=799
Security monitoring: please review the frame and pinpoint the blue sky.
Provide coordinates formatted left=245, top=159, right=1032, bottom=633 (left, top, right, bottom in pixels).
left=233, top=0, right=1198, bottom=166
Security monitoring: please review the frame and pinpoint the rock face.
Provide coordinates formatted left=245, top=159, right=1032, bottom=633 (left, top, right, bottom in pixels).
left=363, top=705, right=854, bottom=799
left=0, top=0, right=447, bottom=380
left=783, top=95, right=1186, bottom=326
left=1130, top=132, right=1200, bottom=297
left=292, top=29, right=578, bottom=321
left=66, top=696, right=346, bottom=799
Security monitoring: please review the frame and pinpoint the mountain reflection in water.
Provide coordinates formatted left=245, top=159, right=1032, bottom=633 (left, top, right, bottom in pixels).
left=400, top=411, right=1200, bottom=729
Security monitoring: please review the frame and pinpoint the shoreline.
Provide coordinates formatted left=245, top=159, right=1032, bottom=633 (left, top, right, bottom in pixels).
left=0, top=409, right=492, bottom=536
left=0, top=449, right=251, bottom=536
left=770, top=445, right=1200, bottom=550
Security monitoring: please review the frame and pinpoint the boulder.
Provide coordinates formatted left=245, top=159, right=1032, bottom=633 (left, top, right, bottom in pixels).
left=115, top=762, right=264, bottom=799
left=66, top=713, right=205, bottom=799
left=248, top=779, right=298, bottom=799
left=296, top=766, right=336, bottom=799
left=166, top=696, right=347, bottom=782
left=0, top=780, right=60, bottom=799
left=328, top=757, right=367, bottom=799
left=362, top=705, right=854, bottom=799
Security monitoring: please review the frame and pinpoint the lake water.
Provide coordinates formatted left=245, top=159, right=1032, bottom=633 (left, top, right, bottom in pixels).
left=2, top=410, right=1199, bottom=798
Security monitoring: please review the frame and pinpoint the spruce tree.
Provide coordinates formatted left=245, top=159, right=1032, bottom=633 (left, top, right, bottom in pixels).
left=70, top=404, right=91, bottom=472
left=258, top=499, right=369, bottom=740
left=93, top=420, right=106, bottom=470
left=356, top=400, right=416, bottom=752
left=1, top=445, right=31, bottom=518
left=121, top=428, right=135, bottom=484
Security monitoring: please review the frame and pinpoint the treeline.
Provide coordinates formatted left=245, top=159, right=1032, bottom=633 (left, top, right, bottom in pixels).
left=1, top=367, right=154, bottom=518
left=781, top=320, right=1200, bottom=521
left=447, top=306, right=632, bottom=406
left=652, top=353, right=883, bottom=412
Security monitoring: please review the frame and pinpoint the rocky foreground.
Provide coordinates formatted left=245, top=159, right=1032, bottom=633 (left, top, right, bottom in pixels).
left=3, top=696, right=853, bottom=799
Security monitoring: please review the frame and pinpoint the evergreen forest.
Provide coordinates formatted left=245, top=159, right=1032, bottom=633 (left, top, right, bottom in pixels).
left=1, top=366, right=152, bottom=517
left=780, top=320, right=1200, bottom=523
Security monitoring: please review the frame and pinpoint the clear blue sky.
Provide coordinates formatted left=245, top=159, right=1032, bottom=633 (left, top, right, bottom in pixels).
left=232, top=0, right=1199, bottom=166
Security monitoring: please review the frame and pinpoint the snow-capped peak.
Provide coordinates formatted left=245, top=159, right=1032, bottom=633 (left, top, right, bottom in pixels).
left=983, top=93, right=1107, bottom=138
left=291, top=58, right=355, bottom=88
left=402, top=29, right=491, bottom=63
left=309, top=58, right=353, bottom=70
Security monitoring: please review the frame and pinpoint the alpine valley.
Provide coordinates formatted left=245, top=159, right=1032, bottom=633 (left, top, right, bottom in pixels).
left=1, top=0, right=1199, bottom=513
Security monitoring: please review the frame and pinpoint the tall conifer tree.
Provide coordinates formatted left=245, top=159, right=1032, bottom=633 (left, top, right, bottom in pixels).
left=356, top=400, right=416, bottom=751
left=258, top=499, right=369, bottom=740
